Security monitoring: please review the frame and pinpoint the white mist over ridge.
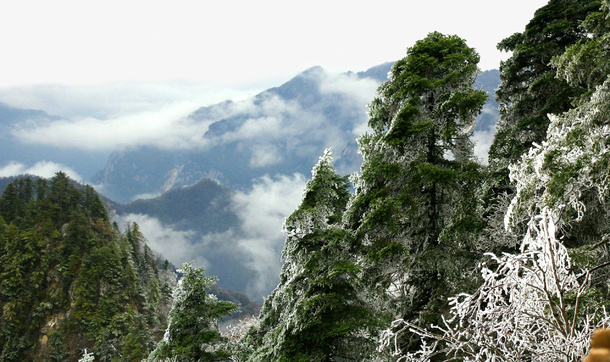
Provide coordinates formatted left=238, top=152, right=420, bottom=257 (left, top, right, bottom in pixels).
left=114, top=173, right=307, bottom=300
left=0, top=160, right=82, bottom=181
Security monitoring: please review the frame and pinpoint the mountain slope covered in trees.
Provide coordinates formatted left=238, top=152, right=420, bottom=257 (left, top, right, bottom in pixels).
left=0, top=173, right=176, bottom=361
left=5, top=0, right=610, bottom=360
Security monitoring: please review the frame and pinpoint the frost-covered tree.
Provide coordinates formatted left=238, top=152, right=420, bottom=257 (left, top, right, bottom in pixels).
left=344, top=32, right=487, bottom=350
left=489, top=0, right=601, bottom=188
left=149, top=263, right=238, bottom=361
left=481, top=0, right=609, bottom=263
left=246, top=149, right=379, bottom=361
left=552, top=0, right=610, bottom=98
left=381, top=52, right=610, bottom=360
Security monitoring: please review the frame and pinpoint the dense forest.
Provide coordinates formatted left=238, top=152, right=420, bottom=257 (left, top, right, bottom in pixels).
left=0, top=173, right=176, bottom=361
left=2, top=0, right=610, bottom=360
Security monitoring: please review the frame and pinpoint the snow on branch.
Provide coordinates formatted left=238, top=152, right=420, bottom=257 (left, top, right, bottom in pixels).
left=379, top=208, right=610, bottom=361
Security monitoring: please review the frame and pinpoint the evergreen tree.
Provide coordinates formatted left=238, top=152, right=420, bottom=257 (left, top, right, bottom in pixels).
left=481, top=0, right=608, bottom=258
left=384, top=44, right=610, bottom=360
left=344, top=32, right=487, bottom=350
left=381, top=14, right=610, bottom=357
left=489, top=0, right=601, bottom=188
left=246, top=149, right=379, bottom=361
left=552, top=0, right=610, bottom=97
left=150, top=263, right=238, bottom=361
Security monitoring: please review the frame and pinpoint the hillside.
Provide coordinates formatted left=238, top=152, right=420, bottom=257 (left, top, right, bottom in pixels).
left=109, top=178, right=255, bottom=294
left=0, top=173, right=176, bottom=361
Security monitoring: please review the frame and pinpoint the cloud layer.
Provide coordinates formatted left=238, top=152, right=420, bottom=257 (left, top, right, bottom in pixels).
left=0, top=160, right=82, bottom=181
left=229, top=173, right=307, bottom=298
left=11, top=102, right=209, bottom=151
left=5, top=71, right=377, bottom=151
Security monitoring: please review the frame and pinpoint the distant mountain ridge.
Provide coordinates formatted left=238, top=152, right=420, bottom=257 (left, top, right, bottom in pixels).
left=93, top=64, right=395, bottom=203
left=0, top=101, right=62, bottom=123
left=114, top=178, right=238, bottom=234
left=107, top=177, right=253, bottom=294
left=473, top=68, right=500, bottom=132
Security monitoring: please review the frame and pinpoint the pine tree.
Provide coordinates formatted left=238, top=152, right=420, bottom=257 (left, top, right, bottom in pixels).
left=344, top=32, right=487, bottom=351
left=149, top=263, right=238, bottom=361
left=489, top=0, right=601, bottom=189
left=246, top=149, right=379, bottom=361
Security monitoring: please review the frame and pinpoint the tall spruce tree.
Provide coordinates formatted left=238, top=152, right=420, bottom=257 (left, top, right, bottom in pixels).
left=246, top=149, right=378, bottom=361
left=344, top=32, right=487, bottom=350
left=149, top=263, right=238, bottom=361
left=489, top=0, right=601, bottom=189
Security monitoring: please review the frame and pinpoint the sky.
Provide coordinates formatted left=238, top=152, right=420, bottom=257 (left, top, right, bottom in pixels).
left=1, top=0, right=548, bottom=88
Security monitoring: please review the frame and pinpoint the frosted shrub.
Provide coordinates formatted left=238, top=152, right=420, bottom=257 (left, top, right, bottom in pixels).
left=380, top=208, right=610, bottom=361
left=78, top=349, right=95, bottom=362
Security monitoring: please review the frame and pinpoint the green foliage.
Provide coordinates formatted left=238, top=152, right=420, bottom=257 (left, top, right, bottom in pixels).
left=149, top=262, right=238, bottom=361
left=346, top=33, right=486, bottom=342
left=552, top=0, right=610, bottom=95
left=489, top=0, right=601, bottom=181
left=248, top=150, right=381, bottom=361
left=0, top=174, right=175, bottom=361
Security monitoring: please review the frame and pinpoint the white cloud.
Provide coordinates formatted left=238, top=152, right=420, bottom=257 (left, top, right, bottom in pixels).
left=0, top=160, right=82, bottom=181
left=220, top=116, right=285, bottom=144
left=114, top=213, right=206, bottom=267
left=230, top=173, right=307, bottom=297
left=0, top=82, right=257, bottom=120
left=472, top=129, right=496, bottom=164
left=4, top=68, right=377, bottom=161
left=130, top=192, right=163, bottom=201
left=0, top=82, right=261, bottom=153
left=320, top=71, right=379, bottom=106
left=250, top=144, right=283, bottom=168
left=11, top=102, right=210, bottom=151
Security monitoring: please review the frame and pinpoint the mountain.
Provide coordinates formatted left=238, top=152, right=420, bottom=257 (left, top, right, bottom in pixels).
left=109, top=178, right=253, bottom=293
left=473, top=68, right=500, bottom=132
left=355, top=61, right=394, bottom=81
left=0, top=101, right=61, bottom=123
left=0, top=174, right=177, bottom=361
left=92, top=64, right=394, bottom=203
left=114, top=178, right=238, bottom=234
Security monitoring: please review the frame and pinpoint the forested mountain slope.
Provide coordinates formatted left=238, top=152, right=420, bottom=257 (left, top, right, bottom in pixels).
left=0, top=173, right=176, bottom=361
